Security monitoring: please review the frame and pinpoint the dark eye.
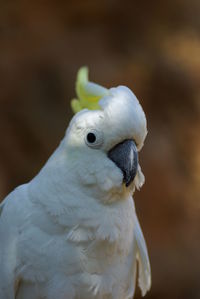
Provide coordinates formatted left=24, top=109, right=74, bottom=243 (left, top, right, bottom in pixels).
left=85, top=129, right=104, bottom=149
left=87, top=132, right=96, bottom=144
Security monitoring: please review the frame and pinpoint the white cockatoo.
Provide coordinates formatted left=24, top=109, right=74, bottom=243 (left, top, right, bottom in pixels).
left=0, top=67, right=151, bottom=299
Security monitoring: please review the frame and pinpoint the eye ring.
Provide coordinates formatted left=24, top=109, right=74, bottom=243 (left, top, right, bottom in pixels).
left=85, top=129, right=104, bottom=149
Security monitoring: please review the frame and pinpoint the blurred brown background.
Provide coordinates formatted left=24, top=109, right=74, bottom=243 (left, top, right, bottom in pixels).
left=0, top=1, right=200, bottom=298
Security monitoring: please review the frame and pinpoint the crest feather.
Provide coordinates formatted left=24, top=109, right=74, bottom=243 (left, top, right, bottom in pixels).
left=71, top=67, right=109, bottom=113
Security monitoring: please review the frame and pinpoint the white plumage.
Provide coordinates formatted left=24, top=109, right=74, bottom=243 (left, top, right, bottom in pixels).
left=0, top=85, right=151, bottom=299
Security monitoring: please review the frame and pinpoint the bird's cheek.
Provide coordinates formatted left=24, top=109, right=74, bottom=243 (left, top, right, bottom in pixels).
left=76, top=161, right=124, bottom=191
left=95, top=165, right=123, bottom=192
left=77, top=171, right=97, bottom=186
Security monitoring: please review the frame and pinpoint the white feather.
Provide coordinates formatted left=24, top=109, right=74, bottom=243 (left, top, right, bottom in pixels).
left=0, top=85, right=151, bottom=299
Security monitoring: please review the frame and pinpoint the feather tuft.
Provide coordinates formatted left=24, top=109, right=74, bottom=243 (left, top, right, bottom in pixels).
left=71, top=67, right=109, bottom=113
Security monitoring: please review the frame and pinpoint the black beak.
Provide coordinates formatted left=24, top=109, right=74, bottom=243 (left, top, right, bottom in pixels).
left=108, top=139, right=138, bottom=187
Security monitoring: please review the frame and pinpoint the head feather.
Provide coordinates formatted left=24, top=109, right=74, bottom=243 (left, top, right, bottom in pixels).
left=71, top=67, right=109, bottom=113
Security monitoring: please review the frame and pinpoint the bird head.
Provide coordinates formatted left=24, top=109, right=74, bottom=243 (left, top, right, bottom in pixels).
left=62, top=67, right=147, bottom=202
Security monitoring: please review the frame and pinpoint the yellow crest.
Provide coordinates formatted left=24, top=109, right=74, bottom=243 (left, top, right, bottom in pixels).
left=71, top=67, right=109, bottom=114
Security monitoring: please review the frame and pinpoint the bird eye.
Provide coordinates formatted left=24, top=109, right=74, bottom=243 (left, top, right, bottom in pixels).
left=87, top=132, right=96, bottom=144
left=85, top=129, right=104, bottom=149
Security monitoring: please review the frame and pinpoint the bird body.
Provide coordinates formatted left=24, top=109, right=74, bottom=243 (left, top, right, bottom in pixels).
left=0, top=68, right=151, bottom=299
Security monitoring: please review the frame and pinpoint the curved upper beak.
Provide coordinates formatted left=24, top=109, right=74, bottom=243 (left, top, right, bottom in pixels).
left=108, top=139, right=138, bottom=187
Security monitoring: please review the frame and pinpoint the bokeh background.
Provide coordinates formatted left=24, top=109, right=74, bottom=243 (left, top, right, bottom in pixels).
left=0, top=1, right=200, bottom=298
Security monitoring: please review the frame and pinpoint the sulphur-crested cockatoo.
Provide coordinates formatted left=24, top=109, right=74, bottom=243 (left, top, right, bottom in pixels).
left=0, top=67, right=151, bottom=299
